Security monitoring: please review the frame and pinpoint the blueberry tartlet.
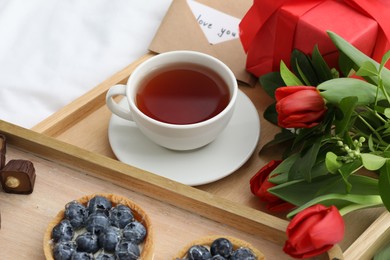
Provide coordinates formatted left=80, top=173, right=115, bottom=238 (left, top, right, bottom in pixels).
left=43, top=193, right=153, bottom=260
left=174, top=235, right=265, bottom=260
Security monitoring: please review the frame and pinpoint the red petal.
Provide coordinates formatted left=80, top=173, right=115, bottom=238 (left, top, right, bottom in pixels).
left=287, top=214, right=323, bottom=253
left=276, top=90, right=325, bottom=114
left=275, top=86, right=316, bottom=101
left=308, top=206, right=345, bottom=247
left=287, top=205, right=328, bottom=234
left=279, top=110, right=326, bottom=124
left=249, top=160, right=281, bottom=195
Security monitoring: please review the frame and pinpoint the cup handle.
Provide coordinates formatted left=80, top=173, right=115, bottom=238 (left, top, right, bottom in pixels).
left=106, top=84, right=134, bottom=121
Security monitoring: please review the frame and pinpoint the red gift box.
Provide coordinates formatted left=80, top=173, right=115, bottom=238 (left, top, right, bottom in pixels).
left=240, top=0, right=390, bottom=77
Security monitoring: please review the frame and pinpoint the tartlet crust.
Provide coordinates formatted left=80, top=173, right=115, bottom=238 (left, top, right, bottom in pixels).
left=173, top=235, right=265, bottom=259
left=43, top=193, right=153, bottom=260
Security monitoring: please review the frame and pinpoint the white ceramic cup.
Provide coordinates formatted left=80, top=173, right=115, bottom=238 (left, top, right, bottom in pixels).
left=106, top=51, right=238, bottom=150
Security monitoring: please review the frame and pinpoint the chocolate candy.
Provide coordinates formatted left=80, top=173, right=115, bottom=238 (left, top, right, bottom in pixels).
left=0, top=159, right=36, bottom=194
left=0, top=134, right=5, bottom=170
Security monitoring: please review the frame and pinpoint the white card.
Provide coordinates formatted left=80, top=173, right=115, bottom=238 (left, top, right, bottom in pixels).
left=187, top=0, right=240, bottom=45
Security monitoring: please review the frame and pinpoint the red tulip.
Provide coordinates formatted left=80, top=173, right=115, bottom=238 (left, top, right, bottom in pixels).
left=275, top=86, right=326, bottom=128
left=250, top=160, right=295, bottom=212
left=283, top=204, right=345, bottom=259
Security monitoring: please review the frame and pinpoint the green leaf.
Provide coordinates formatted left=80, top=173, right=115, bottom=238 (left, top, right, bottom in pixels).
left=263, top=103, right=278, bottom=125
left=318, top=78, right=385, bottom=105
left=295, top=62, right=312, bottom=86
left=374, top=101, right=390, bottom=117
left=379, top=160, right=390, bottom=211
left=311, top=45, right=334, bottom=83
left=374, top=242, right=390, bottom=260
left=374, top=105, right=388, bottom=114
left=337, top=159, right=362, bottom=193
left=280, top=60, right=303, bottom=86
left=368, top=135, right=376, bottom=152
left=290, top=49, right=319, bottom=86
left=338, top=51, right=355, bottom=76
left=356, top=61, right=379, bottom=77
left=261, top=128, right=295, bottom=152
left=325, top=152, right=343, bottom=173
left=290, top=123, right=324, bottom=149
left=334, top=96, right=358, bottom=136
left=269, top=174, right=380, bottom=208
left=269, top=153, right=300, bottom=184
left=385, top=108, right=390, bottom=119
left=310, top=160, right=330, bottom=179
left=361, top=153, right=387, bottom=171
left=379, top=50, right=390, bottom=73
left=288, top=138, right=322, bottom=182
left=268, top=171, right=288, bottom=185
left=259, top=72, right=285, bottom=99
left=327, top=31, right=390, bottom=94
left=287, top=193, right=382, bottom=218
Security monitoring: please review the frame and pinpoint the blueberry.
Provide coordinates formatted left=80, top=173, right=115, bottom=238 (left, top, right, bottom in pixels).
left=99, top=226, right=121, bottom=252
left=52, top=219, right=74, bottom=242
left=210, top=238, right=233, bottom=258
left=211, top=255, right=226, bottom=260
left=230, top=247, right=256, bottom=260
left=95, top=253, right=116, bottom=260
left=86, top=212, right=110, bottom=235
left=71, top=252, right=94, bottom=260
left=64, top=201, right=87, bottom=229
left=53, top=241, right=77, bottom=260
left=187, top=245, right=212, bottom=260
left=75, top=232, right=100, bottom=253
left=87, top=196, right=112, bottom=215
left=122, top=221, right=147, bottom=244
left=109, top=204, right=134, bottom=228
left=115, top=240, right=140, bottom=260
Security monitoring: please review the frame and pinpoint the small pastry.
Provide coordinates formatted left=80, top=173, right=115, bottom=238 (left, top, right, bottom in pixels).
left=43, top=193, right=153, bottom=260
left=174, top=235, right=265, bottom=259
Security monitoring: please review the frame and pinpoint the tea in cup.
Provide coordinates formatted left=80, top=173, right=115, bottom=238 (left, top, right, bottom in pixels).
left=106, top=51, right=237, bottom=150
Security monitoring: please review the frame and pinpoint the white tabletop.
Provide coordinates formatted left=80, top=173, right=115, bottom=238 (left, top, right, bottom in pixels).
left=0, top=0, right=172, bottom=128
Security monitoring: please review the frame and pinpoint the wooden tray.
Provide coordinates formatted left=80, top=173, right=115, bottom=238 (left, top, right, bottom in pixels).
left=7, top=52, right=385, bottom=258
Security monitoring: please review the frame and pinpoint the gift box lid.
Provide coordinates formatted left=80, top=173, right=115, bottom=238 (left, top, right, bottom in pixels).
left=294, top=0, right=378, bottom=59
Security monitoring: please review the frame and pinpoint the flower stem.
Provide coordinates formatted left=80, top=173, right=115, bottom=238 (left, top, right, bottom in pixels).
left=378, top=76, right=390, bottom=104
left=365, top=106, right=387, bottom=124
left=356, top=114, right=385, bottom=145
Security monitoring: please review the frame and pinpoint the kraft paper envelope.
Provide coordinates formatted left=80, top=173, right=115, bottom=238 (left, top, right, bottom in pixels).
left=148, top=0, right=256, bottom=86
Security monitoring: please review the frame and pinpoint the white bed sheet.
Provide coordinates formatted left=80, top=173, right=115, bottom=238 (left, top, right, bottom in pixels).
left=0, top=0, right=172, bottom=128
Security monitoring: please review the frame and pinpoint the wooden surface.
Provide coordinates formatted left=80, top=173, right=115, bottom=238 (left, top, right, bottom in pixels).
left=2, top=52, right=384, bottom=259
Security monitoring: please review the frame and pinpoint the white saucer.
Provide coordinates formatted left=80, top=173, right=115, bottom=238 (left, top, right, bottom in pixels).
left=108, top=90, right=260, bottom=186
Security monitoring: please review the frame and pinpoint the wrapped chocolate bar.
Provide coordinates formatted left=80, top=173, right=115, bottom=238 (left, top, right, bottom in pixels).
left=0, top=159, right=36, bottom=194
left=239, top=0, right=390, bottom=77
